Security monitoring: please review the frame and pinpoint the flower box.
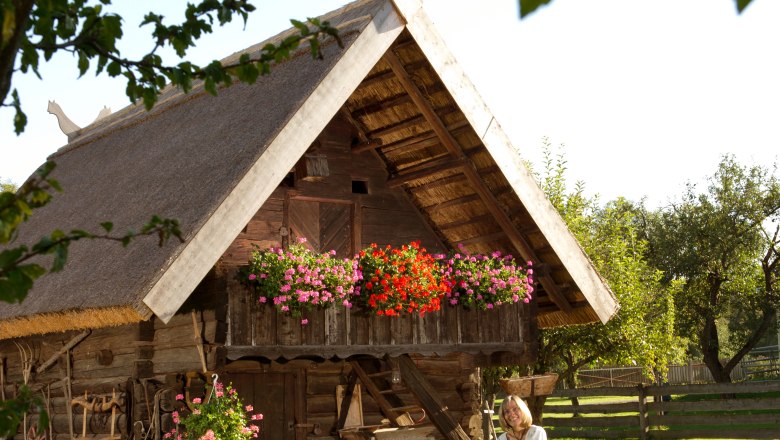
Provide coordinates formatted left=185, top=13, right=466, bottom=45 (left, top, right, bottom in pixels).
left=499, top=373, right=559, bottom=398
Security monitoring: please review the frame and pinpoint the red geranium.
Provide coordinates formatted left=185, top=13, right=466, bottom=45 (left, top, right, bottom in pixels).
left=354, top=241, right=448, bottom=317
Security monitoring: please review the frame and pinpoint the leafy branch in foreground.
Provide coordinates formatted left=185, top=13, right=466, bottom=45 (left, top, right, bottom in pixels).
left=0, top=162, right=183, bottom=305
left=0, top=385, right=48, bottom=438
left=2, top=1, right=342, bottom=134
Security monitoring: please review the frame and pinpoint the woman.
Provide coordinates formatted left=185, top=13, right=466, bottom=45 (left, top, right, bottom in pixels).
left=497, top=395, right=547, bottom=440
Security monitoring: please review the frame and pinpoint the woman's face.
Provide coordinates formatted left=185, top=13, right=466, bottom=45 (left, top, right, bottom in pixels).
left=504, top=399, right=524, bottom=429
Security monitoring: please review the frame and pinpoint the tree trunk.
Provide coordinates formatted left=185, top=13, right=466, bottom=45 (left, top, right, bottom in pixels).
left=701, top=313, right=731, bottom=383
left=526, top=396, right=547, bottom=425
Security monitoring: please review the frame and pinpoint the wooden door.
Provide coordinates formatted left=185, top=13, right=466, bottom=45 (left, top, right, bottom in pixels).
left=223, top=372, right=296, bottom=440
left=288, top=199, right=353, bottom=257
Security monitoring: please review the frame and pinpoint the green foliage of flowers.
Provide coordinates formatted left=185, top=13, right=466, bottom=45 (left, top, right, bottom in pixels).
left=242, top=238, right=359, bottom=320
left=243, top=240, right=535, bottom=320
left=167, top=379, right=262, bottom=440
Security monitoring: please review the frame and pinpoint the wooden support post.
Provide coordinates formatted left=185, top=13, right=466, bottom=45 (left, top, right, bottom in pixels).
left=397, top=355, right=469, bottom=440
left=111, top=389, right=117, bottom=439
left=336, top=368, right=359, bottom=431
left=66, top=349, right=74, bottom=439
left=637, top=384, right=648, bottom=440
left=191, top=311, right=208, bottom=373
left=82, top=391, right=88, bottom=438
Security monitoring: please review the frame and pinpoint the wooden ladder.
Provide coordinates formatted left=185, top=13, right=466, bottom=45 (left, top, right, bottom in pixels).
left=348, top=354, right=470, bottom=440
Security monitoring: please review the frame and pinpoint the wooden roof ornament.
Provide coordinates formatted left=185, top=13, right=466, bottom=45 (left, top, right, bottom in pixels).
left=0, top=0, right=619, bottom=339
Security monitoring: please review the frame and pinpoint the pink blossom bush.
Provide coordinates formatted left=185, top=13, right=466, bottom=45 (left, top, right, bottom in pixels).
left=167, top=379, right=262, bottom=439
left=438, top=250, right=534, bottom=310
left=242, top=237, right=360, bottom=318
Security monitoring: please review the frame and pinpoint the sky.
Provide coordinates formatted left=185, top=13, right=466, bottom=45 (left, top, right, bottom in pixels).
left=2, top=0, right=779, bottom=208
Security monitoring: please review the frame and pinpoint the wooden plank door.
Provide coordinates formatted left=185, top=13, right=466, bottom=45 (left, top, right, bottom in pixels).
left=288, top=199, right=353, bottom=257
left=223, top=372, right=296, bottom=440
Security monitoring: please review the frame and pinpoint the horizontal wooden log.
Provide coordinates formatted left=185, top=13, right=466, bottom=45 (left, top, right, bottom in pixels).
left=646, top=380, right=780, bottom=395
left=545, top=428, right=634, bottom=439
left=27, top=412, right=127, bottom=436
left=552, top=387, right=642, bottom=398
left=648, top=428, right=780, bottom=439
left=648, top=397, right=780, bottom=413
left=225, top=342, right=527, bottom=360
left=543, top=402, right=638, bottom=414
left=544, top=414, right=640, bottom=428
left=648, top=412, right=780, bottom=426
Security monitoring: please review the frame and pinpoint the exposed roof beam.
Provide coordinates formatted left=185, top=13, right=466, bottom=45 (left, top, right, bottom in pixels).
left=383, top=49, right=573, bottom=313
left=423, top=193, right=481, bottom=213
left=387, top=156, right=463, bottom=188
left=408, top=173, right=466, bottom=194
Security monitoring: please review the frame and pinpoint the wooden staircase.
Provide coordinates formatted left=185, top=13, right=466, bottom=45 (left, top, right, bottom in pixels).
left=344, top=354, right=469, bottom=440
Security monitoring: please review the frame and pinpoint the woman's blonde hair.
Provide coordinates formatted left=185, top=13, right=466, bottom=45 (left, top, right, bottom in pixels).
left=498, top=395, right=533, bottom=431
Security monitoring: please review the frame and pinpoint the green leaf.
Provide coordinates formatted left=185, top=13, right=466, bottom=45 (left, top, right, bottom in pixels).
left=106, top=61, right=121, bottom=76
left=77, top=51, right=90, bottom=76
left=519, top=0, right=553, bottom=18
left=100, top=222, right=113, bottom=233
left=735, top=0, right=754, bottom=13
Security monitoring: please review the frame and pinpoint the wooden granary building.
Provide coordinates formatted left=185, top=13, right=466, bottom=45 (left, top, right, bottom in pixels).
left=0, top=0, right=618, bottom=438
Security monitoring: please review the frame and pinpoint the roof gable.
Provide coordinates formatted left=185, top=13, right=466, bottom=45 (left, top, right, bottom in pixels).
left=0, top=0, right=618, bottom=338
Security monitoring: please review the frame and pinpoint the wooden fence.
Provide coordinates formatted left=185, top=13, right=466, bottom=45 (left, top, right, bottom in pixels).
left=571, top=356, right=780, bottom=388
left=541, top=381, right=780, bottom=439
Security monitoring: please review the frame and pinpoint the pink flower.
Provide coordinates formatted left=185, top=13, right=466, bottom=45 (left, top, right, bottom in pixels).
left=216, top=390, right=224, bottom=398
left=175, top=394, right=184, bottom=401
left=301, top=319, right=309, bottom=325
left=248, top=273, right=257, bottom=280
left=252, top=414, right=264, bottom=420
left=246, top=404, right=254, bottom=411
left=193, top=409, right=201, bottom=415
left=199, top=429, right=216, bottom=440
left=192, top=397, right=202, bottom=404
left=259, top=297, right=267, bottom=303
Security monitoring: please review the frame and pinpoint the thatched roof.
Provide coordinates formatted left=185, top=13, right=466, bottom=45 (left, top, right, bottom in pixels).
left=0, top=0, right=618, bottom=339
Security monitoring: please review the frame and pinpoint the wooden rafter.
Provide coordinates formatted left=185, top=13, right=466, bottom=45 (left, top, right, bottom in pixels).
left=383, top=49, right=574, bottom=313
left=456, top=231, right=506, bottom=247
left=386, top=156, right=463, bottom=188
left=423, top=193, right=481, bottom=213
left=353, top=118, right=469, bottom=155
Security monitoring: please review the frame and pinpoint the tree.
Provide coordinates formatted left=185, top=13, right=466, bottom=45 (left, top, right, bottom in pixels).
left=642, top=155, right=780, bottom=383
left=522, top=141, right=681, bottom=422
left=518, top=0, right=757, bottom=18
left=1, top=1, right=340, bottom=134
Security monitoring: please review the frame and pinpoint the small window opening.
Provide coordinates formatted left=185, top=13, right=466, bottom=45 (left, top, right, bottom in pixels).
left=352, top=180, right=369, bottom=194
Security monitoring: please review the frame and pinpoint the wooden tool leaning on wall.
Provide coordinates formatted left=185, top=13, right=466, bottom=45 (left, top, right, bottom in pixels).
left=70, top=389, right=122, bottom=439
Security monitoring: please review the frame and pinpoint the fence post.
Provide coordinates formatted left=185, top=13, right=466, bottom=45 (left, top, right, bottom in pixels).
left=637, top=384, right=649, bottom=440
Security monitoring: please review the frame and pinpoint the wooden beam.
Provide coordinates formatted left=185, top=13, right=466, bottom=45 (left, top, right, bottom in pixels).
left=383, top=50, right=574, bottom=313
left=397, top=355, right=470, bottom=440
left=386, top=156, right=463, bottom=188
left=456, top=231, right=506, bottom=247
left=336, top=370, right=359, bottom=431
left=367, top=114, right=427, bottom=138
left=423, top=193, right=480, bottom=213
left=35, top=330, right=91, bottom=376
left=437, top=214, right=494, bottom=230
left=349, top=360, right=400, bottom=421
left=225, top=342, right=529, bottom=360
left=353, top=118, right=469, bottom=155
left=409, top=173, right=466, bottom=194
